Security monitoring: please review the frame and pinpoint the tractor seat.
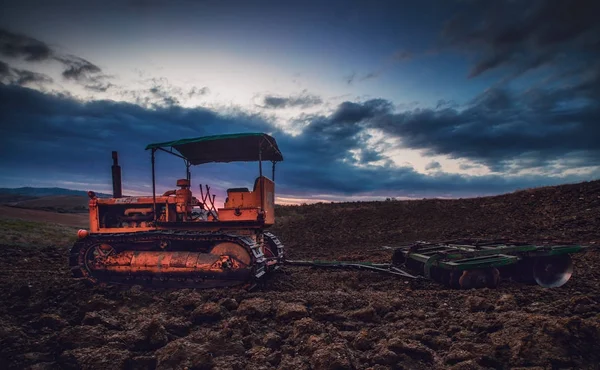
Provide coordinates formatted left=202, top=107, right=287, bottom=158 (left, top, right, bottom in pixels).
left=227, top=187, right=249, bottom=193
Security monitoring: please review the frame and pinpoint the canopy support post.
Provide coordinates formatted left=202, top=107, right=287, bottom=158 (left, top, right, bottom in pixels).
left=185, top=160, right=191, bottom=183
left=272, top=161, right=276, bottom=182
left=259, top=145, right=264, bottom=214
left=151, top=148, right=157, bottom=224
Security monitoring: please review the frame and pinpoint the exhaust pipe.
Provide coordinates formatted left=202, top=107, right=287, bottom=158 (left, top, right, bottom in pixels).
left=112, top=151, right=123, bottom=198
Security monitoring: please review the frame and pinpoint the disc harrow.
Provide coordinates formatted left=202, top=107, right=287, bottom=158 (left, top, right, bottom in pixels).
left=284, top=239, right=594, bottom=289
left=391, top=239, right=585, bottom=289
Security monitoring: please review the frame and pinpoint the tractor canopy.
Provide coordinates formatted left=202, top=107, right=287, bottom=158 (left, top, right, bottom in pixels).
left=145, top=132, right=283, bottom=165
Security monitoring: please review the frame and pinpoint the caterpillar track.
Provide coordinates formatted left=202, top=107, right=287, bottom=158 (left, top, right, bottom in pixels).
left=70, top=231, right=285, bottom=289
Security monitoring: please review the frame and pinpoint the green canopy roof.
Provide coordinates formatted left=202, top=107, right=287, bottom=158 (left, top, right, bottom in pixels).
left=145, top=132, right=283, bottom=165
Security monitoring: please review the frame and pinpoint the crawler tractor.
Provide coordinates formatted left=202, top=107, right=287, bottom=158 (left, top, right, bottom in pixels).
left=70, top=133, right=284, bottom=289
left=71, top=132, right=590, bottom=290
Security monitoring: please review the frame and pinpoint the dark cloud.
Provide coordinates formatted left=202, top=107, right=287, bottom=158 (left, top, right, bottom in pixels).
left=425, top=161, right=442, bottom=171
left=188, top=86, right=209, bottom=97
left=441, top=0, right=600, bottom=79
left=85, top=82, right=114, bottom=92
left=0, top=84, right=274, bottom=194
left=14, top=69, right=53, bottom=85
left=58, top=55, right=102, bottom=81
left=345, top=70, right=386, bottom=84
left=0, top=59, right=53, bottom=86
left=0, top=28, right=52, bottom=61
left=346, top=49, right=413, bottom=85
left=262, top=91, right=322, bottom=109
left=0, top=60, right=10, bottom=75
left=149, top=85, right=179, bottom=107
left=56, top=55, right=111, bottom=90
left=326, top=80, right=600, bottom=173
left=0, top=28, right=110, bottom=89
left=117, top=78, right=205, bottom=108
left=358, top=148, right=386, bottom=165
left=330, top=99, right=392, bottom=124
left=2, top=84, right=593, bottom=199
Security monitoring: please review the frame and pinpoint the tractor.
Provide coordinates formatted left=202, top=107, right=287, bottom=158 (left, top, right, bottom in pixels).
left=70, top=132, right=588, bottom=290
left=70, top=133, right=284, bottom=289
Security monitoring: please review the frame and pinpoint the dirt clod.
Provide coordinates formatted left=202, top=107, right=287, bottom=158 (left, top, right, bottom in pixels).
left=275, top=301, right=308, bottom=320
left=237, top=298, right=272, bottom=318
left=311, top=343, right=354, bottom=370
left=465, top=296, right=494, bottom=312
left=191, top=302, right=224, bottom=323
left=155, top=339, right=213, bottom=370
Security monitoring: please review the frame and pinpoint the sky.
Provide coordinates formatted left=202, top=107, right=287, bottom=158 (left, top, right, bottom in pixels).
left=0, top=0, right=599, bottom=204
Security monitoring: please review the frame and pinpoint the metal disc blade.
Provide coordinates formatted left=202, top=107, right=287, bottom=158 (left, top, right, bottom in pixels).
left=533, top=255, right=573, bottom=288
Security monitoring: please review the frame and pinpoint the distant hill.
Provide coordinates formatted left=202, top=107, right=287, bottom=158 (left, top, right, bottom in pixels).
left=0, top=187, right=113, bottom=213
left=0, top=187, right=112, bottom=198
left=3, top=195, right=90, bottom=213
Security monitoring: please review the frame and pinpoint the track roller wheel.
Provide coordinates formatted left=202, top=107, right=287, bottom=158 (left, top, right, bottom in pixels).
left=70, top=241, right=116, bottom=285
left=458, top=268, right=500, bottom=289
left=210, top=242, right=252, bottom=268
left=532, top=255, right=573, bottom=288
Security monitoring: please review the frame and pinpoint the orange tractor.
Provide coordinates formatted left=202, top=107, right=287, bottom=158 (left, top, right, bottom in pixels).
left=70, top=133, right=284, bottom=289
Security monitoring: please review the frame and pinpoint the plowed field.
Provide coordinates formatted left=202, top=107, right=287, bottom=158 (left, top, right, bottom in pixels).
left=1, top=180, right=599, bottom=369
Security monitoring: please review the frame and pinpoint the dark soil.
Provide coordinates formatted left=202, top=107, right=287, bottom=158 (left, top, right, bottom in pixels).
left=1, top=180, right=599, bottom=370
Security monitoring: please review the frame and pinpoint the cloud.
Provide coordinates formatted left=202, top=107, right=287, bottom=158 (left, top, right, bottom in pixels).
left=188, top=86, right=209, bottom=98
left=0, top=83, right=274, bottom=194
left=261, top=90, right=323, bottom=109
left=440, top=0, right=600, bottom=79
left=326, top=81, right=600, bottom=173
left=57, top=55, right=101, bottom=81
left=0, top=28, right=52, bottom=61
left=345, top=70, right=383, bottom=85
left=0, top=27, right=110, bottom=90
left=13, top=69, right=53, bottom=85
left=459, top=163, right=479, bottom=171
left=330, top=99, right=392, bottom=124
left=116, top=77, right=206, bottom=108
left=0, top=84, right=597, bottom=200
left=346, top=49, right=413, bottom=85
left=425, top=161, right=442, bottom=171
left=54, top=54, right=112, bottom=91
left=85, top=81, right=114, bottom=92
left=0, top=60, right=10, bottom=75
left=0, top=59, right=53, bottom=86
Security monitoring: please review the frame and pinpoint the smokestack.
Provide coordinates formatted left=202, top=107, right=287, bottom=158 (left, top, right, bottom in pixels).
left=112, top=151, right=123, bottom=198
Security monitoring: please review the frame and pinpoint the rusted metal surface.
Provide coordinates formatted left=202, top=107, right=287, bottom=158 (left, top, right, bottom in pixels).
left=70, top=231, right=272, bottom=288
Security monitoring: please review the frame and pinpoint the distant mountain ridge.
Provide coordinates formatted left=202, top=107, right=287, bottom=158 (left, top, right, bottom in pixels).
left=0, top=187, right=113, bottom=198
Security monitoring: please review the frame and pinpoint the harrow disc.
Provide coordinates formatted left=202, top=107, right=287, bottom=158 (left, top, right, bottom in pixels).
left=533, top=255, right=573, bottom=288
